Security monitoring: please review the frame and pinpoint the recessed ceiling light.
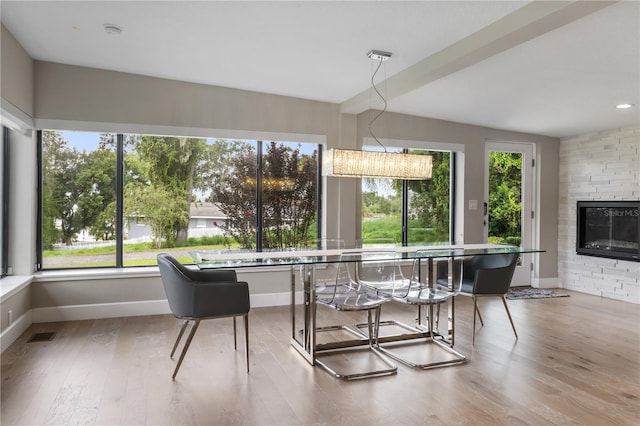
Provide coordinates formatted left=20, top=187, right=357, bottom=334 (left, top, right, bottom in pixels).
left=103, top=23, right=122, bottom=35
left=616, top=103, right=634, bottom=109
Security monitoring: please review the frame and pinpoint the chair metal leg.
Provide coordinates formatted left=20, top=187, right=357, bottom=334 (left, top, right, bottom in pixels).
left=475, top=301, right=484, bottom=326
left=170, top=320, right=189, bottom=358
left=172, top=319, right=201, bottom=379
left=367, top=309, right=375, bottom=346
left=244, top=314, right=250, bottom=373
left=233, top=316, right=237, bottom=350
left=315, top=305, right=397, bottom=380
left=472, top=297, right=478, bottom=345
left=377, top=301, right=466, bottom=369
left=501, top=296, right=518, bottom=339
left=423, top=303, right=466, bottom=368
left=373, top=306, right=382, bottom=346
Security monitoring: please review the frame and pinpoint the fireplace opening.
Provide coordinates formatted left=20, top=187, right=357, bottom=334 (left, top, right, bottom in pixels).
left=576, top=201, right=639, bottom=262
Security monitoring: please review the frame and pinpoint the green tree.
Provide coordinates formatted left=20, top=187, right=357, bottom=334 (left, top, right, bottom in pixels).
left=406, top=151, right=450, bottom=242
left=134, top=136, right=206, bottom=243
left=41, top=185, right=60, bottom=250
left=261, top=142, right=317, bottom=248
left=124, top=183, right=189, bottom=248
left=42, top=131, right=86, bottom=246
left=76, top=148, right=117, bottom=240
left=361, top=151, right=450, bottom=244
left=210, top=141, right=318, bottom=249
left=210, top=142, right=257, bottom=249
left=488, top=152, right=522, bottom=245
left=193, top=139, right=243, bottom=200
left=362, top=179, right=401, bottom=217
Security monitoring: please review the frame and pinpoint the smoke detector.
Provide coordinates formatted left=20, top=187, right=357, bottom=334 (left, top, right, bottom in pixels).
left=103, top=24, right=122, bottom=35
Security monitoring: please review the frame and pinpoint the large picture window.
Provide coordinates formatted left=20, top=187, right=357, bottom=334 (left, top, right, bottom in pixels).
left=40, top=130, right=117, bottom=268
left=361, top=147, right=452, bottom=246
left=39, top=130, right=320, bottom=269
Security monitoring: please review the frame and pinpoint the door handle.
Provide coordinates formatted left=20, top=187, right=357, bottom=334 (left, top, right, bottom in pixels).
left=483, top=202, right=488, bottom=216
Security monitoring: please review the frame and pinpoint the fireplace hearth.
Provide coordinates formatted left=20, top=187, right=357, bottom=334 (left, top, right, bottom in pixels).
left=576, top=201, right=639, bottom=262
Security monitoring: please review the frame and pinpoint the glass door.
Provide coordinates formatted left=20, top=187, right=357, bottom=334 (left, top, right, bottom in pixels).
left=484, top=142, right=535, bottom=286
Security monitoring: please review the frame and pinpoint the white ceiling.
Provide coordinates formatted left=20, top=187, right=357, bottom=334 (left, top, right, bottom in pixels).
left=2, top=1, right=639, bottom=138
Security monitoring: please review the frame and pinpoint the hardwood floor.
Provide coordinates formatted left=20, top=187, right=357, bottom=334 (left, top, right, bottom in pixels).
left=2, top=290, right=639, bottom=425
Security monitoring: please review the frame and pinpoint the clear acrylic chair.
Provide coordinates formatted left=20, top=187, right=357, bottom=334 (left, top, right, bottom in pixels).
left=313, top=252, right=397, bottom=380
left=354, top=250, right=412, bottom=294
left=373, top=251, right=466, bottom=369
left=298, top=238, right=345, bottom=297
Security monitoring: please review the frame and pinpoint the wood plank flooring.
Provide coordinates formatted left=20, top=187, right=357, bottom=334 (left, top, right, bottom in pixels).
left=2, top=290, right=639, bottom=425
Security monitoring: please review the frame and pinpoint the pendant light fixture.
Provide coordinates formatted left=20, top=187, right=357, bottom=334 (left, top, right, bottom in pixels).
left=323, top=50, right=432, bottom=180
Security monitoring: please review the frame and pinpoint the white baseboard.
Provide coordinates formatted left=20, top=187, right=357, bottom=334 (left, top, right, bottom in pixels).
left=32, top=300, right=172, bottom=323
left=252, top=291, right=302, bottom=307
left=532, top=277, right=558, bottom=289
left=1, top=310, right=32, bottom=353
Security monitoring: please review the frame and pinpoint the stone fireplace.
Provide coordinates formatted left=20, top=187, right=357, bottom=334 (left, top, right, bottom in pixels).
left=576, top=201, right=639, bottom=262
left=558, top=127, right=639, bottom=303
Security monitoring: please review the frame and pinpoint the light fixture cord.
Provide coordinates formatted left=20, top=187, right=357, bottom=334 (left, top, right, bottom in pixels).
left=368, top=58, right=387, bottom=152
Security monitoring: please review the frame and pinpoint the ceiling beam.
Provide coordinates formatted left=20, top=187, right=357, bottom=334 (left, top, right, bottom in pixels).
left=339, top=0, right=617, bottom=114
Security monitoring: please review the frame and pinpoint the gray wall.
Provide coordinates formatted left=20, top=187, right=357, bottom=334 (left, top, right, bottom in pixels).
left=1, top=285, right=30, bottom=331
left=356, top=110, right=559, bottom=279
left=1, top=26, right=36, bottom=336
left=1, top=24, right=33, bottom=117
left=30, top=268, right=291, bottom=312
left=2, top=33, right=561, bottom=318
left=34, top=61, right=341, bottom=136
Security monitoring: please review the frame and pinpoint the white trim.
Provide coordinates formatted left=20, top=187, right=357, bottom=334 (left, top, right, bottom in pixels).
left=32, top=300, right=171, bottom=323
left=1, top=100, right=34, bottom=133
left=34, top=267, right=160, bottom=282
left=0, top=275, right=33, bottom=302
left=485, top=141, right=536, bottom=286
left=0, top=310, right=32, bottom=353
left=533, top=277, right=558, bottom=289
left=251, top=291, right=301, bottom=307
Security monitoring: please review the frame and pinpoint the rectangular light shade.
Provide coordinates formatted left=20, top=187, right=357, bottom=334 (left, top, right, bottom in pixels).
left=323, top=149, right=432, bottom=180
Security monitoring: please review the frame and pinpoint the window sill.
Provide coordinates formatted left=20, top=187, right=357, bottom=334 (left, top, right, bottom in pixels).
left=34, top=267, right=160, bottom=282
left=0, top=275, right=34, bottom=302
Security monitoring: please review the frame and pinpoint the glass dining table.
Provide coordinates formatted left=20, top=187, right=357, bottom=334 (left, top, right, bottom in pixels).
left=191, top=243, right=544, bottom=367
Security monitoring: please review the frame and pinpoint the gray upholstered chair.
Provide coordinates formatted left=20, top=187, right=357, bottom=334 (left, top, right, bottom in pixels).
left=157, top=253, right=250, bottom=379
left=455, top=252, right=519, bottom=344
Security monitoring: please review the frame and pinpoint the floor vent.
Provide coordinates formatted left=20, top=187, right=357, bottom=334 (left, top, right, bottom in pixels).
left=27, top=332, right=56, bottom=343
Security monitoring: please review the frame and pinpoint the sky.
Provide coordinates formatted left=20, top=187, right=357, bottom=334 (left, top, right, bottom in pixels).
left=61, top=131, right=102, bottom=151
left=60, top=131, right=317, bottom=155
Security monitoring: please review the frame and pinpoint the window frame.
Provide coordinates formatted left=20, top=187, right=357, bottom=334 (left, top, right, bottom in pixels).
left=1, top=127, right=9, bottom=276
left=360, top=138, right=462, bottom=246
left=37, top=130, right=323, bottom=270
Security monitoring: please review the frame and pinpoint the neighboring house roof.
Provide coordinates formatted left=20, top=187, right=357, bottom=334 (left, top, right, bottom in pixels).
left=190, top=202, right=226, bottom=220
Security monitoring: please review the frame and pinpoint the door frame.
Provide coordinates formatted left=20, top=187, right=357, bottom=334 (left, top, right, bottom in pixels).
left=484, top=141, right=536, bottom=286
